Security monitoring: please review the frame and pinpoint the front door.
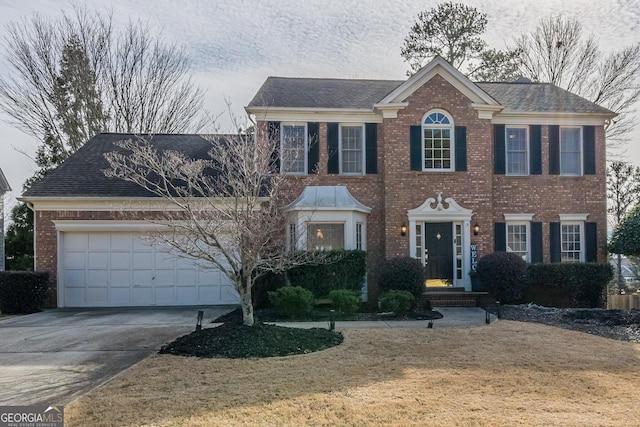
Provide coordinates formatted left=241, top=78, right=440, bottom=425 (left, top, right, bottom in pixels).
left=424, top=222, right=453, bottom=283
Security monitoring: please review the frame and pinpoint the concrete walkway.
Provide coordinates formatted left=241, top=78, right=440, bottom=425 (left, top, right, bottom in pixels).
left=271, top=307, right=496, bottom=329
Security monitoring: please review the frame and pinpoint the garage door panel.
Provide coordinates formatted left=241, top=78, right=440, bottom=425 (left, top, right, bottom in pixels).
left=86, top=287, right=108, bottom=303
left=132, top=269, right=154, bottom=286
left=87, top=269, right=108, bottom=286
left=61, top=231, right=239, bottom=307
left=155, top=286, right=176, bottom=304
left=110, top=252, right=131, bottom=268
left=110, top=234, right=132, bottom=251
left=88, top=234, right=110, bottom=251
left=109, top=269, right=132, bottom=286
left=64, top=269, right=86, bottom=287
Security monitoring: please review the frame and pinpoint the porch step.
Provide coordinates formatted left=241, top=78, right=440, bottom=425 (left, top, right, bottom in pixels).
left=420, top=290, right=492, bottom=308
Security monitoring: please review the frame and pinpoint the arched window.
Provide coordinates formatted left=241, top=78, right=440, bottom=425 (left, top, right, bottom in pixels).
left=422, top=110, right=454, bottom=171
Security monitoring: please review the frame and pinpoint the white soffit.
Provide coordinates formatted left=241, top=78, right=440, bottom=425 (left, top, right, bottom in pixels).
left=284, top=186, right=372, bottom=213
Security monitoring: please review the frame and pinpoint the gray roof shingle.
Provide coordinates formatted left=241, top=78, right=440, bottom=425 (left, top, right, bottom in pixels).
left=248, top=76, right=614, bottom=115
left=23, top=133, right=219, bottom=198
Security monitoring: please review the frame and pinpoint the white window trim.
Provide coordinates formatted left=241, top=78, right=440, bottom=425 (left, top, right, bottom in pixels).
left=280, top=122, right=308, bottom=175
left=505, top=126, right=529, bottom=176
left=560, top=126, right=583, bottom=176
left=560, top=221, right=585, bottom=262
left=338, top=123, right=366, bottom=176
left=422, top=109, right=455, bottom=172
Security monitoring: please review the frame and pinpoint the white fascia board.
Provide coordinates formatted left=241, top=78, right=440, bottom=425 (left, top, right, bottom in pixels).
left=246, top=107, right=383, bottom=123
left=0, top=168, right=11, bottom=194
left=19, top=196, right=270, bottom=212
left=52, top=220, right=169, bottom=232
left=493, top=111, right=616, bottom=125
left=379, top=57, right=500, bottom=107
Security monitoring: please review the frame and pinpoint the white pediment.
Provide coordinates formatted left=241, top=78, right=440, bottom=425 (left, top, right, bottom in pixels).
left=375, top=56, right=503, bottom=119
left=407, top=193, right=473, bottom=222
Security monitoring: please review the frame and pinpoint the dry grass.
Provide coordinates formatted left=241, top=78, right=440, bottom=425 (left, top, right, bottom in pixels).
left=66, top=321, right=640, bottom=426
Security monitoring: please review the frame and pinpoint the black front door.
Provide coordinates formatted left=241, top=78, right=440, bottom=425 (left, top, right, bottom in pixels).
left=424, top=222, right=453, bottom=282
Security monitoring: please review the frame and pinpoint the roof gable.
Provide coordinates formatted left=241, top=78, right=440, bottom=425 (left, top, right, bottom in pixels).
left=0, top=168, right=10, bottom=194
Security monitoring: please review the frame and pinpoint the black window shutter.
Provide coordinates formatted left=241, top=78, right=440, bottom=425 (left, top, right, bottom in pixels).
left=494, top=125, right=505, bottom=174
left=410, top=125, right=422, bottom=171
left=268, top=121, right=281, bottom=173
left=586, top=222, right=598, bottom=262
left=365, top=123, right=378, bottom=174
left=531, top=222, right=543, bottom=263
left=327, top=123, right=339, bottom=174
left=583, top=126, right=596, bottom=175
left=549, top=125, right=560, bottom=175
left=550, top=222, right=561, bottom=262
left=307, top=122, right=319, bottom=174
left=530, top=125, right=542, bottom=175
left=494, top=222, right=506, bottom=252
left=454, top=126, right=467, bottom=171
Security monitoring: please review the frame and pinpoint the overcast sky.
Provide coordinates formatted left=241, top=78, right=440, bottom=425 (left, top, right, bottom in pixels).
left=1, top=0, right=640, bottom=215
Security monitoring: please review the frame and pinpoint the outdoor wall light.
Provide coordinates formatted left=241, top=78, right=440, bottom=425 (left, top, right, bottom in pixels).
left=400, top=223, right=407, bottom=236
left=473, top=222, right=480, bottom=236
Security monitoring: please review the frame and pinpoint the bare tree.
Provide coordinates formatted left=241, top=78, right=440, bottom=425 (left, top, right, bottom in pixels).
left=607, top=161, right=640, bottom=292
left=103, top=117, right=323, bottom=326
left=515, top=16, right=640, bottom=148
left=0, top=6, right=207, bottom=172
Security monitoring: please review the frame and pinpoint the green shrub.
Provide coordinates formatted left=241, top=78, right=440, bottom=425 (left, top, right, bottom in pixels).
left=378, top=290, right=415, bottom=316
left=527, top=263, right=612, bottom=308
left=252, top=272, right=286, bottom=309
left=378, top=257, right=426, bottom=298
left=287, top=250, right=367, bottom=298
left=268, top=286, right=315, bottom=319
left=328, top=289, right=361, bottom=315
left=476, top=252, right=528, bottom=304
left=0, top=271, right=48, bottom=314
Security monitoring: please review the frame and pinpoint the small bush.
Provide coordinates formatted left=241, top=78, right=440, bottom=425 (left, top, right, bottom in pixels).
left=286, top=250, right=367, bottom=298
left=378, top=257, right=426, bottom=298
left=268, top=286, right=315, bottom=319
left=328, top=289, right=361, bottom=315
left=0, top=271, right=48, bottom=314
left=378, top=290, right=415, bottom=316
left=476, top=252, right=528, bottom=304
left=527, top=262, right=612, bottom=308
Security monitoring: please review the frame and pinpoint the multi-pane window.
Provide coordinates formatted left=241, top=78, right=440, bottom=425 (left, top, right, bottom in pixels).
left=560, top=127, right=582, bottom=176
left=506, top=127, right=528, bottom=175
left=423, top=111, right=453, bottom=171
left=288, top=223, right=297, bottom=251
left=356, top=223, right=363, bottom=250
left=340, top=125, right=364, bottom=174
left=281, top=124, right=307, bottom=174
left=307, top=223, right=344, bottom=251
left=507, top=223, right=529, bottom=261
left=561, top=223, right=582, bottom=262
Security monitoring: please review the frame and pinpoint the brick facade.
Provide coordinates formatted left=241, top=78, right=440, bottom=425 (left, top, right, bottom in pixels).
left=30, top=64, right=611, bottom=307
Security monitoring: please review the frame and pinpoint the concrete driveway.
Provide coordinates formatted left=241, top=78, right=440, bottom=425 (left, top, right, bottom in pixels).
left=0, top=306, right=235, bottom=406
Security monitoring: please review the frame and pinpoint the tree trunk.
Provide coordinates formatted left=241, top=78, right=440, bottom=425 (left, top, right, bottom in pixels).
left=239, top=276, right=255, bottom=326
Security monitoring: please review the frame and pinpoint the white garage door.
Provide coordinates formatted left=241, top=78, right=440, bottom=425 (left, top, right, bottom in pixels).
left=60, top=232, right=239, bottom=307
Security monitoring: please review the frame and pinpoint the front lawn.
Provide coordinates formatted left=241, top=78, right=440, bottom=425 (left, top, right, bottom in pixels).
left=65, top=321, right=640, bottom=426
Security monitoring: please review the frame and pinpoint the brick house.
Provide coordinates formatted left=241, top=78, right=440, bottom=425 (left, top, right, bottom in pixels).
left=21, top=57, right=615, bottom=308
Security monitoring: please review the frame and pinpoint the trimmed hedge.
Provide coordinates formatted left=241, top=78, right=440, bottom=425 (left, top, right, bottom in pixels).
left=476, top=252, right=528, bottom=304
left=328, top=289, right=361, bottom=315
left=527, top=263, right=612, bottom=308
left=252, top=272, right=286, bottom=309
left=378, top=290, right=415, bottom=316
left=268, top=286, right=315, bottom=319
left=286, top=250, right=367, bottom=298
left=378, top=257, right=426, bottom=298
left=0, top=271, right=48, bottom=314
